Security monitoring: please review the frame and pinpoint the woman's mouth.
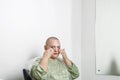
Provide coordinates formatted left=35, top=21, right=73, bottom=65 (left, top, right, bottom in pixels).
left=53, top=53, right=58, bottom=55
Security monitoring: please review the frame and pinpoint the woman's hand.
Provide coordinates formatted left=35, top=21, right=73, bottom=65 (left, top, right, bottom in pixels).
left=60, top=49, right=67, bottom=59
left=60, top=49, right=72, bottom=66
left=43, top=48, right=54, bottom=59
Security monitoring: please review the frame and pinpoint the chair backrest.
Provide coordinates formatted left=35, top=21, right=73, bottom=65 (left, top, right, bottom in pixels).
left=23, top=57, right=40, bottom=80
left=23, top=69, right=32, bottom=80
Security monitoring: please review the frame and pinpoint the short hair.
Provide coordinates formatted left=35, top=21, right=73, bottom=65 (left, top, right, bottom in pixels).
left=45, top=36, right=59, bottom=45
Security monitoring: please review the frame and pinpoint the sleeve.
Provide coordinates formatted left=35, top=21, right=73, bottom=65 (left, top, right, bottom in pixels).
left=67, top=62, right=79, bottom=79
left=30, top=64, right=48, bottom=80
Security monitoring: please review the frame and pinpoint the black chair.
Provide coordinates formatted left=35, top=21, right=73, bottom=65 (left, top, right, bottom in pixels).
left=23, top=69, right=32, bottom=80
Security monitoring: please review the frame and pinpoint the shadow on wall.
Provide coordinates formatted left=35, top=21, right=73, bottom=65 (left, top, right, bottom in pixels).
left=106, top=57, right=120, bottom=76
left=5, top=52, right=39, bottom=80
left=28, top=52, right=39, bottom=60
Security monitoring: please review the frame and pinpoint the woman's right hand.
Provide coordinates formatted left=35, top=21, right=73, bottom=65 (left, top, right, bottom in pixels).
left=43, top=48, right=54, bottom=59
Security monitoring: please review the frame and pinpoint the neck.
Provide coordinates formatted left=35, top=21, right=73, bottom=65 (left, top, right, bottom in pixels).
left=50, top=57, right=57, bottom=60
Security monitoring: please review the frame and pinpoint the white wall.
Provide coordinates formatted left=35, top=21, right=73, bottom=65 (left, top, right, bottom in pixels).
left=96, top=0, right=120, bottom=75
left=0, top=0, right=77, bottom=80
left=2, top=0, right=120, bottom=80
left=81, top=0, right=120, bottom=80
left=71, top=0, right=82, bottom=80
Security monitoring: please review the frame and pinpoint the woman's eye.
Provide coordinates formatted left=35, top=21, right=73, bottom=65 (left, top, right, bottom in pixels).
left=51, top=46, right=54, bottom=48
left=57, top=47, right=60, bottom=49
left=50, top=46, right=60, bottom=49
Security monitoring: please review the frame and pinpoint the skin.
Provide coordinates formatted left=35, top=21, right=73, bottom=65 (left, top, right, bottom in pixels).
left=40, top=38, right=72, bottom=72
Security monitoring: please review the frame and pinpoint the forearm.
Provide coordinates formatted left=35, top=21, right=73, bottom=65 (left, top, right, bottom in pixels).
left=31, top=64, right=48, bottom=80
left=63, top=57, right=72, bottom=66
left=67, top=63, right=79, bottom=79
left=40, top=57, right=49, bottom=72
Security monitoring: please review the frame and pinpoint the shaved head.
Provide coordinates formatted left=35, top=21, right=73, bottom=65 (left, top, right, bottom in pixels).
left=44, top=36, right=61, bottom=59
left=45, top=37, right=59, bottom=46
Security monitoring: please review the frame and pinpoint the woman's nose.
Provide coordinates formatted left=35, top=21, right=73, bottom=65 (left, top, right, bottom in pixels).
left=54, top=47, right=60, bottom=52
left=54, top=47, right=58, bottom=51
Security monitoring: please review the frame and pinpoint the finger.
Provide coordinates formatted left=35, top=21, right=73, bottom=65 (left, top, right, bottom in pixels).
left=47, top=48, right=54, bottom=55
left=60, top=49, right=64, bottom=54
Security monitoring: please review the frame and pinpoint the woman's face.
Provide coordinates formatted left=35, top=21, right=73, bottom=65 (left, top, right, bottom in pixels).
left=45, top=39, right=61, bottom=59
